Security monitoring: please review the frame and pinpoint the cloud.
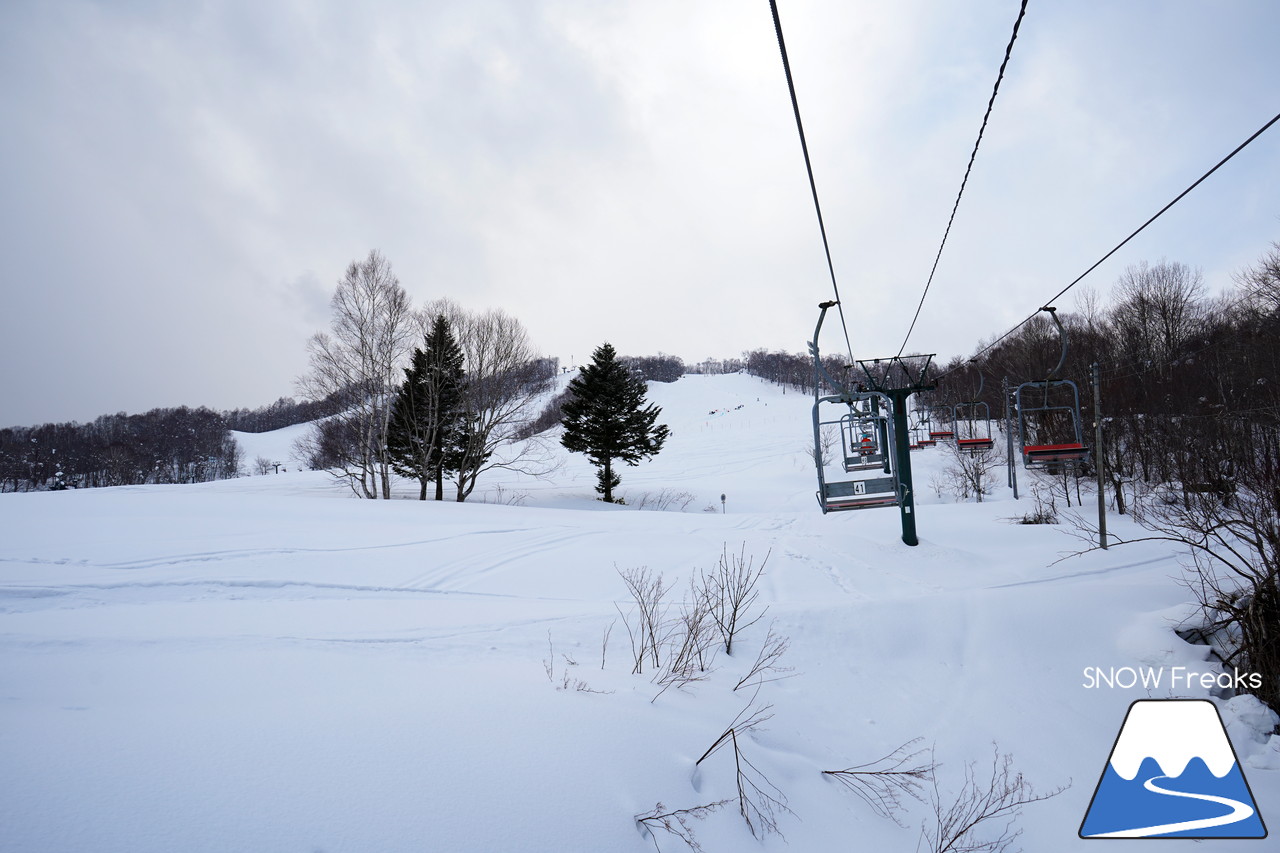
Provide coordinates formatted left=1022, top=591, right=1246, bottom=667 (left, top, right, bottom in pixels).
left=1, top=0, right=1278, bottom=426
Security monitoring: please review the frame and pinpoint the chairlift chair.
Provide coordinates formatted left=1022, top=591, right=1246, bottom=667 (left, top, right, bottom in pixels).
left=840, top=411, right=888, bottom=471
left=912, top=411, right=935, bottom=446
left=1015, top=308, right=1090, bottom=469
left=952, top=374, right=995, bottom=453
left=810, top=303, right=904, bottom=513
left=818, top=397, right=901, bottom=510
left=928, top=406, right=955, bottom=442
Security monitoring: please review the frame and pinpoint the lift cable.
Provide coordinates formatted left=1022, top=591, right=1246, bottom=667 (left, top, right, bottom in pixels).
left=768, top=0, right=856, bottom=367
left=933, top=107, right=1280, bottom=385
left=896, top=0, right=1030, bottom=359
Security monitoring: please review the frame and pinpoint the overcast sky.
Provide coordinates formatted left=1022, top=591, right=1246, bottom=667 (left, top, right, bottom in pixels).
left=3, top=0, right=1278, bottom=427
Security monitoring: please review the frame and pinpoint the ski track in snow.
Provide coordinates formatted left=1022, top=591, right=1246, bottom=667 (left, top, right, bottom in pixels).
left=402, top=527, right=602, bottom=591
left=3, top=373, right=1276, bottom=853
left=0, top=577, right=570, bottom=600
left=0, top=528, right=539, bottom=573
left=987, top=554, right=1174, bottom=590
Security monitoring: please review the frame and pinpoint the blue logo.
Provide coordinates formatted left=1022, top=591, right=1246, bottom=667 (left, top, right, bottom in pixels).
left=1080, top=699, right=1267, bottom=839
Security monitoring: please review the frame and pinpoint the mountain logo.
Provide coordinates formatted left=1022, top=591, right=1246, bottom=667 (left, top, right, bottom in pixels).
left=1080, top=699, right=1267, bottom=839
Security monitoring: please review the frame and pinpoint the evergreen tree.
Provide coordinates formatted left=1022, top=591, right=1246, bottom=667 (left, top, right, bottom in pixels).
left=386, top=315, right=465, bottom=500
left=387, top=347, right=433, bottom=499
left=561, top=342, right=670, bottom=503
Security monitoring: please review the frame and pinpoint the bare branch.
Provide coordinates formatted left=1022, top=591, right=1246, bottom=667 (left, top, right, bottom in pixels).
left=734, top=623, right=794, bottom=691
left=701, top=545, right=770, bottom=656
left=921, top=745, right=1067, bottom=853
left=635, top=800, right=730, bottom=853
left=823, top=738, right=936, bottom=826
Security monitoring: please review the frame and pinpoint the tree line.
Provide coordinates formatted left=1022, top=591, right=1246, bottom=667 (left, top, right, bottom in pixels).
left=0, top=250, right=684, bottom=498
left=924, top=251, right=1279, bottom=514
left=745, top=349, right=856, bottom=395
left=0, top=406, right=242, bottom=492
left=0, top=381, right=355, bottom=493
left=223, top=389, right=350, bottom=434
left=926, top=245, right=1280, bottom=712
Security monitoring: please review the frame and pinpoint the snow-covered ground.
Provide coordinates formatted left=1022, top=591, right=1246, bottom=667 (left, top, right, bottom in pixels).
left=2, top=373, right=1276, bottom=852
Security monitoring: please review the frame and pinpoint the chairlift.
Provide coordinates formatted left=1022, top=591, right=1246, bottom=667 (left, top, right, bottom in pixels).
left=953, top=372, right=995, bottom=453
left=1015, top=307, right=1090, bottom=469
left=810, top=303, right=904, bottom=513
left=927, top=405, right=955, bottom=442
left=840, top=409, right=889, bottom=471
left=912, top=411, right=937, bottom=447
left=818, top=397, right=901, bottom=510
left=911, top=410, right=934, bottom=445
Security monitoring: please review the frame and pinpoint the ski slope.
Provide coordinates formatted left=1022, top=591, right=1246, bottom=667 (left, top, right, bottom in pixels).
left=1, top=373, right=1276, bottom=852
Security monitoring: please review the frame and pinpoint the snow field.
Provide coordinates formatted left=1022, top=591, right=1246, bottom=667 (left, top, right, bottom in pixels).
left=2, top=373, right=1276, bottom=851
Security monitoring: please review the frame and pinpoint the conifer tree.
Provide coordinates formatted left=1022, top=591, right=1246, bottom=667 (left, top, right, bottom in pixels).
left=386, top=315, right=465, bottom=500
left=561, top=342, right=670, bottom=503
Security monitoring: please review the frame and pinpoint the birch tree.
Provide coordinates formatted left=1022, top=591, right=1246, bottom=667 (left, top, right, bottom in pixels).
left=298, top=250, right=414, bottom=499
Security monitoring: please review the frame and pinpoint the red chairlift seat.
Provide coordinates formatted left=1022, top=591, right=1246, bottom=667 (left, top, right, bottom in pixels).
left=956, top=437, right=995, bottom=452
left=1022, top=443, right=1088, bottom=465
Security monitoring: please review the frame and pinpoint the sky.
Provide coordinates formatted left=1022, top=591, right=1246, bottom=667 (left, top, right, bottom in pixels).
left=2, top=0, right=1278, bottom=427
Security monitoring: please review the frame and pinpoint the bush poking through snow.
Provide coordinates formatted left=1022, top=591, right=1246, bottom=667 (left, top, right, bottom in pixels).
left=635, top=800, right=730, bottom=853
left=701, top=545, right=770, bottom=656
left=1014, top=483, right=1058, bottom=525
left=1120, top=483, right=1280, bottom=713
left=939, top=442, right=1002, bottom=503
left=480, top=484, right=528, bottom=505
left=652, top=579, right=718, bottom=699
left=695, top=696, right=791, bottom=840
left=615, top=567, right=673, bottom=675
left=733, top=623, right=793, bottom=691
left=543, top=633, right=611, bottom=694
left=612, top=549, right=796, bottom=840
left=808, top=425, right=837, bottom=468
left=920, top=745, right=1066, bottom=853
left=615, top=545, right=774, bottom=691
left=821, top=737, right=936, bottom=826
left=625, top=488, right=697, bottom=512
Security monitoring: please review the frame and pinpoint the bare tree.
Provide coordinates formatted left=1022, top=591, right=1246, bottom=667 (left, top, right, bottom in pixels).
left=942, top=441, right=1003, bottom=503
left=809, top=423, right=837, bottom=468
left=427, top=305, right=558, bottom=502
left=1111, top=260, right=1206, bottom=367
left=701, top=545, right=770, bottom=656
left=1235, top=240, right=1280, bottom=316
left=298, top=250, right=415, bottom=499
left=1110, top=479, right=1280, bottom=711
left=921, top=746, right=1066, bottom=853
